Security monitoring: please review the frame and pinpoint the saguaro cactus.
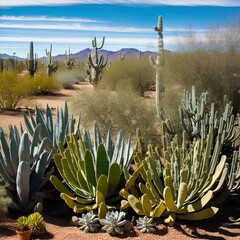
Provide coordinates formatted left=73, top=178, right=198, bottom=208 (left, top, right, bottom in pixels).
left=149, top=16, right=165, bottom=120
left=46, top=44, right=58, bottom=76
left=88, top=37, right=108, bottom=86
left=0, top=53, right=4, bottom=72
left=65, top=47, right=75, bottom=70
left=26, top=41, right=38, bottom=77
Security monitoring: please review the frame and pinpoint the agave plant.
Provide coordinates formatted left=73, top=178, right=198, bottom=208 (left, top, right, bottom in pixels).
left=50, top=123, right=133, bottom=218
left=0, top=125, right=54, bottom=211
left=78, top=211, right=100, bottom=233
left=22, top=101, right=80, bottom=151
left=136, top=216, right=156, bottom=233
left=100, top=211, right=127, bottom=235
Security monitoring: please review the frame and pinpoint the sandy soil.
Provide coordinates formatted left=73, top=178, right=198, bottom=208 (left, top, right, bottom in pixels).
left=0, top=82, right=240, bottom=239
left=1, top=201, right=240, bottom=240
left=0, top=83, right=91, bottom=136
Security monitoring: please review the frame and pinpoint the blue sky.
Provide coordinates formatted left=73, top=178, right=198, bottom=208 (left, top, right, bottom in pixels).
left=0, top=1, right=240, bottom=58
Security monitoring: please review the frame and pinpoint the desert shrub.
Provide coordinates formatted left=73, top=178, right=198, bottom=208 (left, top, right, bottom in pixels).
left=165, top=21, right=240, bottom=114
left=100, top=57, right=155, bottom=96
left=28, top=74, right=61, bottom=95
left=72, top=88, right=160, bottom=144
left=56, top=70, right=86, bottom=89
left=0, top=71, right=33, bottom=110
left=0, top=180, right=11, bottom=221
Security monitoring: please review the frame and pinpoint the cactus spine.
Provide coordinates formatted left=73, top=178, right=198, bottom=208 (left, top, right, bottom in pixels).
left=65, top=47, right=75, bottom=70
left=46, top=44, right=58, bottom=76
left=26, top=41, right=38, bottom=77
left=88, top=37, right=108, bottom=86
left=149, top=16, right=165, bottom=120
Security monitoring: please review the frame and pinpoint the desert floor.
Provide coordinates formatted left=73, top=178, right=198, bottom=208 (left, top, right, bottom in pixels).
left=0, top=82, right=240, bottom=239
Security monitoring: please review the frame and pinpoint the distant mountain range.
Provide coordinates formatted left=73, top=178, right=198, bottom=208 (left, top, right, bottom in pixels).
left=1, top=48, right=170, bottom=61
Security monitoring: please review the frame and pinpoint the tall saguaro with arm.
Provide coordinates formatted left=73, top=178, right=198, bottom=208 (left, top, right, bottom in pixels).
left=26, top=41, right=38, bottom=77
left=149, top=16, right=165, bottom=120
left=88, top=37, right=108, bottom=86
left=46, top=44, right=58, bottom=76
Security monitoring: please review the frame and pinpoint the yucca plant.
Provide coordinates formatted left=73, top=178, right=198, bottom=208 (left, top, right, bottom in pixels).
left=0, top=125, right=54, bottom=212
left=22, top=101, right=80, bottom=152
left=50, top=123, right=133, bottom=218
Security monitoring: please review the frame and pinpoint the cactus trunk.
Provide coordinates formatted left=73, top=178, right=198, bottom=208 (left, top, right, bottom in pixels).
left=149, top=16, right=165, bottom=120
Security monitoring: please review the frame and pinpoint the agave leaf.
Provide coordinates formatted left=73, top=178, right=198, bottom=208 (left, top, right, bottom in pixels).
left=177, top=190, right=214, bottom=213
left=61, top=193, right=90, bottom=213
left=112, top=130, right=123, bottom=163
left=9, top=139, right=18, bottom=176
left=125, top=164, right=143, bottom=189
left=177, top=207, right=219, bottom=220
left=30, top=151, right=50, bottom=190
left=97, top=175, right=108, bottom=198
left=163, top=186, right=178, bottom=212
left=107, top=163, right=121, bottom=198
left=16, top=161, right=30, bottom=208
left=96, top=144, right=109, bottom=179
left=141, top=194, right=152, bottom=215
left=61, top=157, right=79, bottom=190
left=94, top=123, right=102, bottom=158
left=177, top=182, right=188, bottom=209
left=50, top=175, right=74, bottom=197
left=19, top=132, right=30, bottom=164
left=84, top=150, right=97, bottom=194
left=150, top=202, right=165, bottom=218
left=127, top=194, right=145, bottom=215
left=23, top=111, right=35, bottom=136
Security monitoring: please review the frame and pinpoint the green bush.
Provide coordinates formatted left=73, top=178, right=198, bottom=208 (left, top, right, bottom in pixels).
left=0, top=181, right=11, bottom=221
left=55, top=70, right=86, bottom=89
left=28, top=74, right=61, bottom=95
left=0, top=71, right=33, bottom=110
left=72, top=88, right=159, bottom=144
left=99, top=57, right=155, bottom=96
left=164, top=25, right=240, bottom=114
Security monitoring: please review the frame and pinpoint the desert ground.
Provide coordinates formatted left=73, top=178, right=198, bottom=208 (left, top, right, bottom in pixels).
left=0, top=82, right=240, bottom=239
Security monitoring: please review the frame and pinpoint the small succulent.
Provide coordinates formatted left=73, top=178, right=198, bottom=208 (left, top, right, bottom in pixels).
left=78, top=211, right=100, bottom=233
left=28, top=212, right=46, bottom=237
left=100, top=211, right=127, bottom=235
left=136, top=216, right=157, bottom=233
left=16, top=216, right=30, bottom=231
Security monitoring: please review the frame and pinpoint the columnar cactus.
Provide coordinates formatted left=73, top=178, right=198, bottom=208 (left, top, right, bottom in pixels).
left=149, top=16, right=165, bottom=120
left=88, top=37, right=108, bottom=86
left=46, top=44, right=58, bottom=76
left=26, top=41, right=38, bottom=77
left=65, top=47, right=75, bottom=70
left=0, top=53, right=4, bottom=72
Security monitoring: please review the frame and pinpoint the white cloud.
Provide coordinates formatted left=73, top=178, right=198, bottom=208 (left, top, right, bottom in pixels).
left=0, top=0, right=240, bottom=7
left=0, top=23, right=151, bottom=33
left=0, top=36, right=152, bottom=44
left=0, top=15, right=100, bottom=23
left=0, top=35, right=190, bottom=46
